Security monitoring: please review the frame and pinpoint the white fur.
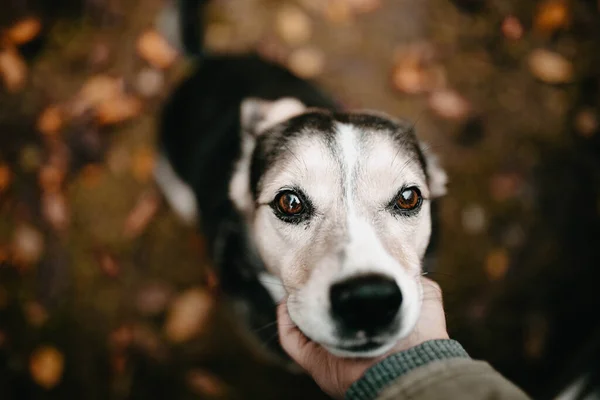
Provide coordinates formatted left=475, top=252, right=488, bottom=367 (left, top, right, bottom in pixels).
left=231, top=98, right=308, bottom=218
left=556, top=376, right=598, bottom=400
left=154, top=154, right=198, bottom=225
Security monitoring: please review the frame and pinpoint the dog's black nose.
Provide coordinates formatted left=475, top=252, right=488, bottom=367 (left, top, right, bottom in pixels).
left=330, top=274, right=402, bottom=333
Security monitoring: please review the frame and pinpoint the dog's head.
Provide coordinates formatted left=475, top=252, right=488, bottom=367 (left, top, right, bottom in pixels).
left=230, top=97, right=447, bottom=358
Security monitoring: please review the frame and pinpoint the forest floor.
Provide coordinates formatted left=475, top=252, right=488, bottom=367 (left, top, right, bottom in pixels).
left=1, top=0, right=599, bottom=399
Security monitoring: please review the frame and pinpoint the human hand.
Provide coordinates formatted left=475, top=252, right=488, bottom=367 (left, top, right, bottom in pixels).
left=277, top=277, right=448, bottom=399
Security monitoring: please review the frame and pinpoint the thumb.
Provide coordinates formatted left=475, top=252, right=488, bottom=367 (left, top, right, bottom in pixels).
left=277, top=300, right=329, bottom=369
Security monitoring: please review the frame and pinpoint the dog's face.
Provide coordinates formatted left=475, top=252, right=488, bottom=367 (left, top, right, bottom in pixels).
left=230, top=97, right=447, bottom=358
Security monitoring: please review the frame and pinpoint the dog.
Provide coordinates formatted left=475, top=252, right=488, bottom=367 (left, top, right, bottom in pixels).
left=154, top=0, right=447, bottom=359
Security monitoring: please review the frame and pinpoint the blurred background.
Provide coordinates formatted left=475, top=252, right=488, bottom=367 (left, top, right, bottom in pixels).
left=0, top=0, right=599, bottom=399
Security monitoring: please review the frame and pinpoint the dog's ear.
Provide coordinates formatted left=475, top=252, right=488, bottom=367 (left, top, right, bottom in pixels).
left=419, top=142, right=448, bottom=198
left=240, top=97, right=306, bottom=135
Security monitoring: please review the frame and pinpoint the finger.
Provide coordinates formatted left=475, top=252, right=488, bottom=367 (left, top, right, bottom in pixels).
left=277, top=301, right=311, bottom=363
left=420, top=276, right=443, bottom=303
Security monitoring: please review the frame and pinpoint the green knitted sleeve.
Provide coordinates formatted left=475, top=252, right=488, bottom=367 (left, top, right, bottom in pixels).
left=346, top=339, right=471, bottom=400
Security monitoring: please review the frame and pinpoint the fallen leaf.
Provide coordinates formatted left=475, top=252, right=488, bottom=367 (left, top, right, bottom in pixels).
left=324, top=0, right=352, bottom=24
left=37, top=106, right=64, bottom=137
left=490, top=172, right=522, bottom=201
left=485, top=249, right=509, bottom=281
left=123, top=191, right=160, bottom=238
left=6, top=17, right=42, bottom=45
left=461, top=204, right=487, bottom=234
left=187, top=369, right=227, bottom=397
left=89, top=41, right=111, bottom=68
left=135, top=67, right=164, bottom=98
left=98, top=252, right=119, bottom=278
left=96, top=94, right=142, bottom=125
left=12, top=224, right=44, bottom=266
left=346, top=0, right=381, bottom=13
left=164, top=288, right=213, bottom=343
left=528, top=49, right=573, bottom=84
left=534, top=0, right=570, bottom=35
left=38, top=164, right=64, bottom=194
left=109, top=325, right=133, bottom=350
left=77, top=75, right=123, bottom=111
left=136, top=283, right=173, bottom=316
left=24, top=301, right=48, bottom=327
left=288, top=46, right=325, bottom=78
left=205, top=270, right=219, bottom=292
left=0, top=48, right=27, bottom=92
left=256, top=36, right=289, bottom=65
left=42, top=192, right=69, bottom=231
left=30, top=346, right=64, bottom=389
left=574, top=108, right=597, bottom=138
left=428, top=89, right=471, bottom=120
left=501, top=15, right=524, bottom=41
left=275, top=5, right=312, bottom=46
left=391, top=44, right=446, bottom=94
left=137, top=30, right=179, bottom=70
left=0, top=164, right=11, bottom=193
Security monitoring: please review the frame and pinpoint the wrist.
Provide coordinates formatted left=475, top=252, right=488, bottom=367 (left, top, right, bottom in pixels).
left=346, top=339, right=470, bottom=400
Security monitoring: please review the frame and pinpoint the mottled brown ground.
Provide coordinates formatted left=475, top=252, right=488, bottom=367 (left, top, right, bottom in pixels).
left=1, top=0, right=599, bottom=399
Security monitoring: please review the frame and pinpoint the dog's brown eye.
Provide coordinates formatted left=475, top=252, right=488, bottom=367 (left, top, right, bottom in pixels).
left=396, top=187, right=421, bottom=210
left=277, top=191, right=303, bottom=215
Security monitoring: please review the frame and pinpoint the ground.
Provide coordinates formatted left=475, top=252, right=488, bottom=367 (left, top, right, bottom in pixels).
left=0, top=0, right=599, bottom=399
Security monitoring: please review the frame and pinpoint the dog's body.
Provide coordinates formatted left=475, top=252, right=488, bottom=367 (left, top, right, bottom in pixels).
left=156, top=0, right=447, bottom=359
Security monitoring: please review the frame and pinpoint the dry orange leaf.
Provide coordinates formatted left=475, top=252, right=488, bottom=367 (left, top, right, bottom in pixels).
left=136, top=67, right=164, bottom=98
left=123, top=191, right=160, bottom=239
left=528, top=49, right=573, bottom=84
left=42, top=192, right=69, bottom=231
left=37, top=106, right=64, bottom=137
left=30, top=346, right=64, bottom=389
left=501, top=16, right=524, bottom=41
left=135, top=283, right=173, bottom=316
left=428, top=89, right=471, bottom=120
left=99, top=252, right=119, bottom=277
left=6, top=17, right=42, bottom=45
left=12, top=224, right=44, bottom=266
left=96, top=95, right=142, bottom=125
left=0, top=48, right=27, bottom=92
left=288, top=46, right=325, bottom=78
left=24, top=301, right=49, bottom=327
left=275, top=5, right=312, bottom=46
left=490, top=173, right=522, bottom=201
left=346, top=0, right=381, bottom=13
left=137, top=30, right=179, bottom=70
left=187, top=369, right=227, bottom=397
left=485, top=249, right=509, bottom=281
left=78, top=75, right=123, bottom=110
left=131, top=147, right=156, bottom=182
left=38, top=164, right=64, bottom=193
left=324, top=0, right=352, bottom=24
left=574, top=108, right=598, bottom=138
left=164, top=289, right=213, bottom=343
left=0, top=164, right=11, bottom=193
left=534, top=0, right=570, bottom=34
left=110, top=325, right=133, bottom=350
